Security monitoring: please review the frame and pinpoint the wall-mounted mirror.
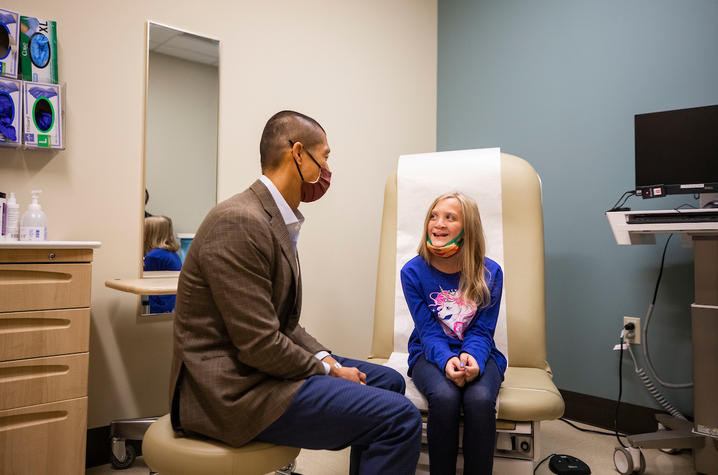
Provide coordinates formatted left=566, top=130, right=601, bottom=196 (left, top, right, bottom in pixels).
left=141, top=22, right=219, bottom=315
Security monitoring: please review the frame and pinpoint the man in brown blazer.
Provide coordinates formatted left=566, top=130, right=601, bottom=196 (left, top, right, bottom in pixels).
left=170, top=111, right=421, bottom=474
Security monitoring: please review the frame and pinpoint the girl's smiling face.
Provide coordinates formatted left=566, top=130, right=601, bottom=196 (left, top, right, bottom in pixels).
left=428, top=197, right=463, bottom=247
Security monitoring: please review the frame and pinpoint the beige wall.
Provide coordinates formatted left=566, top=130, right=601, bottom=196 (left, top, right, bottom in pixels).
left=145, top=52, right=218, bottom=234
left=0, top=0, right=437, bottom=428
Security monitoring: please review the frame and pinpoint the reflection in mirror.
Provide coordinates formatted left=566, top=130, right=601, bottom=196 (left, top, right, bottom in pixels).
left=142, top=22, right=219, bottom=315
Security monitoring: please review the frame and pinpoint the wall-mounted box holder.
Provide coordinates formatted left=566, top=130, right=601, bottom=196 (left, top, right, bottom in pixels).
left=0, top=77, right=22, bottom=147
left=19, top=16, right=58, bottom=84
left=23, top=81, right=64, bottom=150
left=0, top=9, right=20, bottom=78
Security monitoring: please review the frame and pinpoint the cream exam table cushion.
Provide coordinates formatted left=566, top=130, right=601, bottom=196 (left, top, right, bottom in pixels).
left=384, top=354, right=563, bottom=421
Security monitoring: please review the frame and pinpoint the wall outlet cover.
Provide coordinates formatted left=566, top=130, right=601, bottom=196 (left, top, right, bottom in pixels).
left=623, top=316, right=641, bottom=344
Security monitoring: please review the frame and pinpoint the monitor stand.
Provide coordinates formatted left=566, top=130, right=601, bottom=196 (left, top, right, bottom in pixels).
left=606, top=216, right=718, bottom=474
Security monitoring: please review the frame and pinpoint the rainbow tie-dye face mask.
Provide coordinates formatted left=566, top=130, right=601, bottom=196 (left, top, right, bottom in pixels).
left=426, top=230, right=464, bottom=258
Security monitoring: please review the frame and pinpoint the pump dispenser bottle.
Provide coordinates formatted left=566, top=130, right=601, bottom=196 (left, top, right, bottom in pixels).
left=20, top=190, right=47, bottom=241
left=5, top=192, right=20, bottom=241
left=0, top=191, right=5, bottom=240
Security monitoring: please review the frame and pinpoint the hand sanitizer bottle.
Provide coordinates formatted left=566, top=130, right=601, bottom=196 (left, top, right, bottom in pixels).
left=20, top=190, right=47, bottom=241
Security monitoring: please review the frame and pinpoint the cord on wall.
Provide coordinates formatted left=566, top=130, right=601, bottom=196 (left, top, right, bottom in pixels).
left=641, top=234, right=693, bottom=389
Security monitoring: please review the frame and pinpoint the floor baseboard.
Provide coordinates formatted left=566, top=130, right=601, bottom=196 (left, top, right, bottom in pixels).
left=558, top=388, right=684, bottom=434
left=86, top=426, right=111, bottom=468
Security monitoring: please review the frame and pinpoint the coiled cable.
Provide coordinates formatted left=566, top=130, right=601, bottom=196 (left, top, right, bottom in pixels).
left=626, top=342, right=686, bottom=420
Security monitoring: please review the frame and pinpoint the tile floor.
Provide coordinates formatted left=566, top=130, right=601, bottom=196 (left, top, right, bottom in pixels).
left=86, top=418, right=696, bottom=474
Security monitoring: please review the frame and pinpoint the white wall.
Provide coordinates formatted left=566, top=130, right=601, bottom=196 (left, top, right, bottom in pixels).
left=0, top=0, right=437, bottom=428
left=145, top=52, right=218, bottom=234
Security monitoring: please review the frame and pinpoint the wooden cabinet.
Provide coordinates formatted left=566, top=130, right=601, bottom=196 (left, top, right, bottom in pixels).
left=0, top=243, right=99, bottom=475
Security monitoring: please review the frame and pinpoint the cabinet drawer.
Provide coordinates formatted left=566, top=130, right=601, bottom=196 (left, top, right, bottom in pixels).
left=0, top=308, right=90, bottom=361
left=0, top=353, right=88, bottom=411
left=0, top=397, right=87, bottom=475
left=0, top=263, right=91, bottom=312
left=0, top=248, right=93, bottom=264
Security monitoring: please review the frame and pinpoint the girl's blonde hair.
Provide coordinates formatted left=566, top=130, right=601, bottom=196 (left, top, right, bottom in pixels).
left=143, top=215, right=180, bottom=255
left=418, top=192, right=491, bottom=308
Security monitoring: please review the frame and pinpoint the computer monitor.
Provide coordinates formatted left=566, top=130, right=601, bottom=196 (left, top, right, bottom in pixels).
left=635, top=104, right=718, bottom=198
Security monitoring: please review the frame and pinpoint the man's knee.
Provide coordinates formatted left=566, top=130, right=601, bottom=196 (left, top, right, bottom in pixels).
left=395, top=397, right=422, bottom=438
left=382, top=394, right=421, bottom=435
left=385, top=367, right=406, bottom=394
left=366, top=364, right=406, bottom=394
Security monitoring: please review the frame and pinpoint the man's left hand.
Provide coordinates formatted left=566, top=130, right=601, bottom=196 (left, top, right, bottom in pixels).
left=323, top=355, right=367, bottom=385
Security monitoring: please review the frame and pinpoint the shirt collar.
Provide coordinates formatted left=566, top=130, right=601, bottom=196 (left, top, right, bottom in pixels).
left=260, top=175, right=304, bottom=245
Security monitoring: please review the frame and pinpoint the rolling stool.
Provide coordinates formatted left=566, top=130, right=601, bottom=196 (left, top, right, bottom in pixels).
left=142, top=415, right=300, bottom=475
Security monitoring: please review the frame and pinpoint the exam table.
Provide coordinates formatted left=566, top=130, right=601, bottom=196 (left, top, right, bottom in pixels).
left=371, top=152, right=565, bottom=474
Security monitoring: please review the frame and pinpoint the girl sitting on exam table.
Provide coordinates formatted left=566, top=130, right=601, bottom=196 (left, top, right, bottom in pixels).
left=143, top=215, right=182, bottom=313
left=401, top=191, right=506, bottom=475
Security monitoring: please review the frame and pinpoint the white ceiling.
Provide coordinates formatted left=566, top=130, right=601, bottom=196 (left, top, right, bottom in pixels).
left=149, top=23, right=219, bottom=67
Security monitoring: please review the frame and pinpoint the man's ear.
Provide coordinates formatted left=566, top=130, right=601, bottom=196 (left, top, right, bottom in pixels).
left=291, top=141, right=304, bottom=163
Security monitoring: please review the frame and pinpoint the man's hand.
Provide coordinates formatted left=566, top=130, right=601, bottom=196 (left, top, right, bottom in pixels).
left=445, top=356, right=466, bottom=387
left=460, top=352, right=480, bottom=383
left=324, top=355, right=366, bottom=385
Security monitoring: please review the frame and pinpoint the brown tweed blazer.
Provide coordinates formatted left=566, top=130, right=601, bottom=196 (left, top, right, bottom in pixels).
left=169, top=179, right=327, bottom=447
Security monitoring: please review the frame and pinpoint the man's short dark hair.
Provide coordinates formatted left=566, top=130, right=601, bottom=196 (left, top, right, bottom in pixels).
left=260, top=110, right=326, bottom=172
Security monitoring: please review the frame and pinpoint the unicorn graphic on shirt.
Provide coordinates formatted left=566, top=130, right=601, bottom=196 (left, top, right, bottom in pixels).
left=429, top=288, right=477, bottom=340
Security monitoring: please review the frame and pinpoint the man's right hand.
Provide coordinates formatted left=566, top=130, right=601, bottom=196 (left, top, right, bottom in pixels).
left=330, top=365, right=367, bottom=385
left=445, top=356, right=466, bottom=387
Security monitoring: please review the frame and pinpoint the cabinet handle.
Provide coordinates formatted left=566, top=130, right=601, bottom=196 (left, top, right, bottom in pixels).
left=48, top=252, right=56, bottom=260
left=0, top=411, right=68, bottom=431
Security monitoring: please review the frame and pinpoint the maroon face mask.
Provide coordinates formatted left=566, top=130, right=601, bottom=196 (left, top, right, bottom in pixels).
left=301, top=166, right=332, bottom=202
left=290, top=140, right=332, bottom=202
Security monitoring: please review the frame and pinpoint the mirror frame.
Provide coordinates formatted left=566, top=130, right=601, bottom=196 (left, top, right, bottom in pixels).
left=139, top=21, right=221, bottom=317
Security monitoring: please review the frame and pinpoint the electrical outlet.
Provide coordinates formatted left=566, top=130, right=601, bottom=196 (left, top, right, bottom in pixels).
left=623, top=316, right=641, bottom=344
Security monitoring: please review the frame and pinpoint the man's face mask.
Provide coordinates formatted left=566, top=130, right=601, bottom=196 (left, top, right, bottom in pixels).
left=290, top=140, right=332, bottom=202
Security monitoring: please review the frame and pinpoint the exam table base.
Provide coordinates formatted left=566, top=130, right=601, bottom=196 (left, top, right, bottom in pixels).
left=415, top=420, right=539, bottom=475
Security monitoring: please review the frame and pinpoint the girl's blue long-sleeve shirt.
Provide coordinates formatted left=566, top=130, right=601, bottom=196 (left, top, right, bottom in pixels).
left=400, top=255, right=507, bottom=377
left=144, top=248, right=182, bottom=313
